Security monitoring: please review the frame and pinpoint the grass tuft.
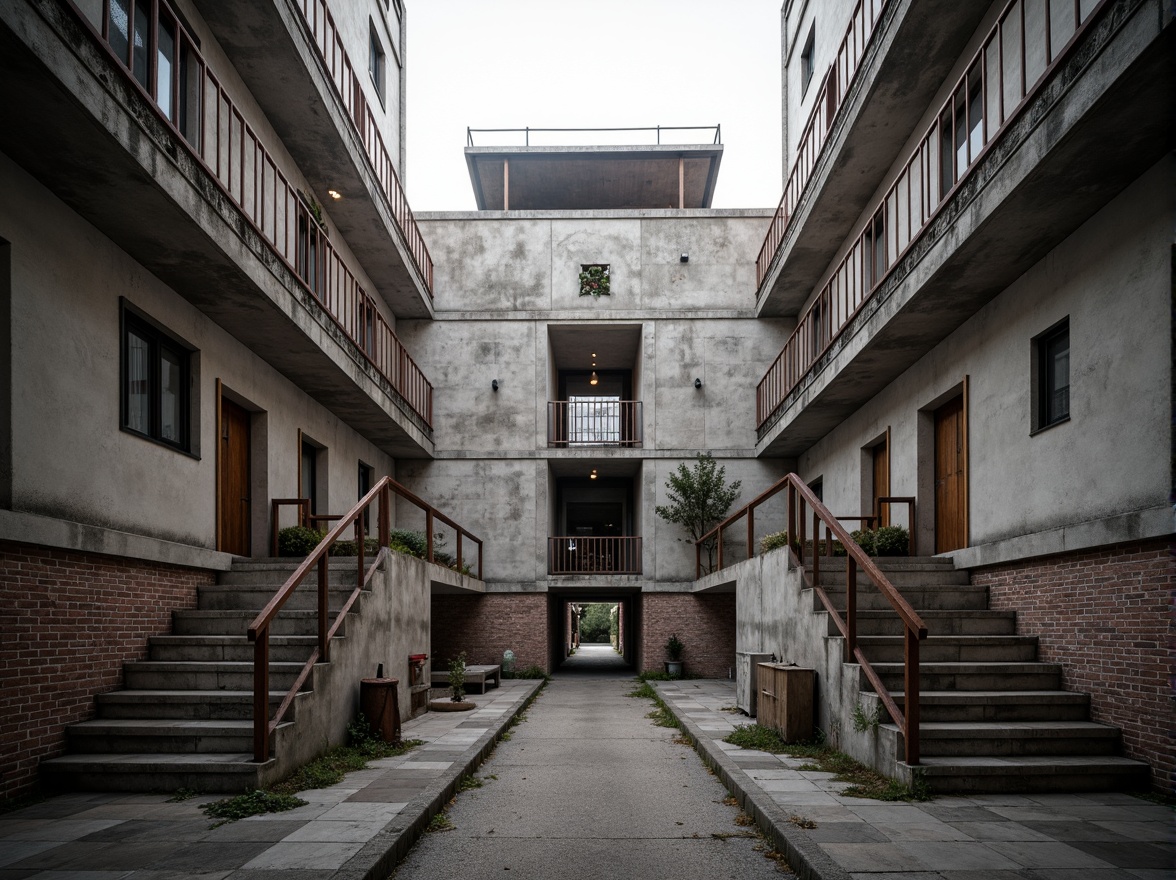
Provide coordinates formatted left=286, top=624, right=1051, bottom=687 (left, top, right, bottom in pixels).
left=203, top=790, right=307, bottom=823
left=724, top=724, right=929, bottom=802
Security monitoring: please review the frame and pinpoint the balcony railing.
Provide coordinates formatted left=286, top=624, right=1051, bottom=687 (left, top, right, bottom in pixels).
left=757, top=0, right=1105, bottom=431
left=548, top=537, right=642, bottom=575
left=756, top=0, right=889, bottom=293
left=547, top=401, right=643, bottom=447
left=296, top=0, right=433, bottom=296
left=71, top=0, right=432, bottom=428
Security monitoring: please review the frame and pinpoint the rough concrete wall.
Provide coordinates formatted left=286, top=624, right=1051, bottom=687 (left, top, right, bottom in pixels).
left=266, top=550, right=432, bottom=785
left=973, top=539, right=1174, bottom=792
left=430, top=593, right=548, bottom=673
left=0, top=542, right=211, bottom=802
left=0, top=154, right=395, bottom=551
left=733, top=549, right=896, bottom=772
left=797, top=161, right=1171, bottom=558
left=641, top=592, right=737, bottom=679
left=782, top=0, right=860, bottom=163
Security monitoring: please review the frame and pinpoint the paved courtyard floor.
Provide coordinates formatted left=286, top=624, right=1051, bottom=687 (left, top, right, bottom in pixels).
left=1, top=677, right=1171, bottom=880
left=657, top=679, right=1175, bottom=880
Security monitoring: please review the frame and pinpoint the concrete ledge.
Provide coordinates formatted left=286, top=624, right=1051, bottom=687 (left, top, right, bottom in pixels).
left=655, top=683, right=851, bottom=880
left=0, top=509, right=233, bottom=570
left=332, top=679, right=544, bottom=880
left=950, top=506, right=1174, bottom=569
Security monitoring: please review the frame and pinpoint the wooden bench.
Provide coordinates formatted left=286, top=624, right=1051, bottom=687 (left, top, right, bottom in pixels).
left=431, top=664, right=501, bottom=694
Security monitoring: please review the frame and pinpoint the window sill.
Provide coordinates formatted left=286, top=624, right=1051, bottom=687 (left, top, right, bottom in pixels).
left=1030, top=415, right=1070, bottom=437
left=120, top=425, right=201, bottom=460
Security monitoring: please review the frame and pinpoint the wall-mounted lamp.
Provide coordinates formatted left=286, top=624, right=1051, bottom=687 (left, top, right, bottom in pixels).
left=589, top=371, right=599, bottom=386
left=694, top=378, right=703, bottom=390
left=491, top=379, right=499, bottom=392
left=590, top=469, right=598, bottom=480
left=680, top=253, right=689, bottom=263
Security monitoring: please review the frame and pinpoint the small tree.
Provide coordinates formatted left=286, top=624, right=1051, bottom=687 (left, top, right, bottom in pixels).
left=448, top=652, right=467, bottom=703
left=655, top=453, right=742, bottom=573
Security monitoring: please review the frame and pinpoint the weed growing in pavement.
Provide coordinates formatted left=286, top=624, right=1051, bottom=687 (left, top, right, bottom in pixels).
left=425, top=812, right=454, bottom=833
left=851, top=700, right=885, bottom=733
left=202, top=790, right=307, bottom=825
left=456, top=774, right=483, bottom=792
left=724, top=724, right=930, bottom=802
left=270, top=738, right=424, bottom=796
left=167, top=788, right=198, bottom=802
left=789, top=813, right=817, bottom=829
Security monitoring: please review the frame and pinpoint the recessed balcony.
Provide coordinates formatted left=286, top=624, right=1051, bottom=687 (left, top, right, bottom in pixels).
left=548, top=537, right=643, bottom=576
left=547, top=400, right=643, bottom=448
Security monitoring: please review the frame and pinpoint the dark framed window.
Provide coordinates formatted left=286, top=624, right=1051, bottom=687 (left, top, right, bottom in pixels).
left=358, top=461, right=374, bottom=534
left=121, top=308, right=191, bottom=451
left=301, top=439, right=319, bottom=515
left=369, top=24, right=385, bottom=105
left=1035, top=320, right=1070, bottom=430
left=800, top=25, right=816, bottom=96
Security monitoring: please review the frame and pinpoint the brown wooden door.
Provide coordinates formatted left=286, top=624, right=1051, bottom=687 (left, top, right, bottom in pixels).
left=934, top=396, right=967, bottom=553
left=872, top=439, right=890, bottom=527
left=219, top=398, right=251, bottom=556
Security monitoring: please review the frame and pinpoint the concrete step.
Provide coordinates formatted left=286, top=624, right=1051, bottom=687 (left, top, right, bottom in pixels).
left=124, top=660, right=316, bottom=692
left=217, top=558, right=365, bottom=587
left=807, top=567, right=972, bottom=587
left=891, top=721, right=1122, bottom=757
left=197, top=584, right=368, bottom=612
left=149, top=635, right=319, bottom=663
left=833, top=610, right=1016, bottom=637
left=172, top=609, right=340, bottom=637
left=866, top=661, right=1063, bottom=692
left=911, top=755, right=1151, bottom=794
left=95, top=689, right=302, bottom=720
left=863, top=690, right=1092, bottom=723
left=855, top=635, right=1038, bottom=663
left=65, top=719, right=276, bottom=754
left=814, top=584, right=990, bottom=611
left=40, top=752, right=270, bottom=793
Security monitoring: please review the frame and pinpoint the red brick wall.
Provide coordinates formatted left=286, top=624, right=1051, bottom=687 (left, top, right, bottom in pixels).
left=0, top=541, right=210, bottom=802
left=431, top=594, right=548, bottom=673
left=641, top=593, right=736, bottom=679
left=971, top=539, right=1174, bottom=792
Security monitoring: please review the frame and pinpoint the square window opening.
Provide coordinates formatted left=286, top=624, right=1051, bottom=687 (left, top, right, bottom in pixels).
left=120, top=304, right=193, bottom=453
left=800, top=25, right=816, bottom=96
left=1033, top=319, right=1070, bottom=432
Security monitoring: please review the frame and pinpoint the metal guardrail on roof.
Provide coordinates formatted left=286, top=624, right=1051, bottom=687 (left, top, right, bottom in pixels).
left=466, top=125, right=722, bottom=147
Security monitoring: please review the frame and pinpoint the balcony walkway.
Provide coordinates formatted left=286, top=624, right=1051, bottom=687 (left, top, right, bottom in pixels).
left=2, top=679, right=1170, bottom=879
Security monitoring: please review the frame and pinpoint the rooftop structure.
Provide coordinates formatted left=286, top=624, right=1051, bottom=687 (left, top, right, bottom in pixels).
left=464, top=126, right=724, bottom=210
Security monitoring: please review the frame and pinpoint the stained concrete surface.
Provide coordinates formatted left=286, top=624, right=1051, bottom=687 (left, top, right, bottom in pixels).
left=390, top=677, right=792, bottom=880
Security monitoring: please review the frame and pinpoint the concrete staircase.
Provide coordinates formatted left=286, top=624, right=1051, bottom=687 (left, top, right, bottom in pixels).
left=41, top=558, right=366, bottom=793
left=810, top=556, right=1149, bottom=793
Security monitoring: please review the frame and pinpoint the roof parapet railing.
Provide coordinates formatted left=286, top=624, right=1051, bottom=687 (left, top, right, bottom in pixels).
left=467, top=125, right=721, bottom=147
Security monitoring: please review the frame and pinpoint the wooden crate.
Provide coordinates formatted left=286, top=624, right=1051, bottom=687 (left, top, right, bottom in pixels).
left=756, top=663, right=814, bottom=742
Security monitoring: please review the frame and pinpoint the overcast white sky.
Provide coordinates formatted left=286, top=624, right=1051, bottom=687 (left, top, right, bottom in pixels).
left=404, top=0, right=784, bottom=212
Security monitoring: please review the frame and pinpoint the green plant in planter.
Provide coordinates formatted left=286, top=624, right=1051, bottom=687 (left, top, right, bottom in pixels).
left=388, top=529, right=428, bottom=558
left=329, top=537, right=381, bottom=557
left=872, top=526, right=910, bottom=556
left=665, top=633, right=684, bottom=662
left=277, top=525, right=325, bottom=557
left=760, top=531, right=792, bottom=554
left=448, top=652, right=467, bottom=702
left=578, top=265, right=611, bottom=297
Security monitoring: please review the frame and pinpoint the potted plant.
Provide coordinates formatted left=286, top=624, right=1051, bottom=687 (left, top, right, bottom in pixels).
left=664, top=633, right=685, bottom=677
left=579, top=264, right=611, bottom=297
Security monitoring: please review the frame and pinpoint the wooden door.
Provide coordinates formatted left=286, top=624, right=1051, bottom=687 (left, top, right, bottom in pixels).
left=872, top=439, right=890, bottom=527
left=219, top=398, right=251, bottom=556
left=934, top=396, right=967, bottom=552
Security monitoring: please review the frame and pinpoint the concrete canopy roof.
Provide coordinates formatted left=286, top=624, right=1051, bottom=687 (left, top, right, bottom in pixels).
left=465, top=144, right=723, bottom=211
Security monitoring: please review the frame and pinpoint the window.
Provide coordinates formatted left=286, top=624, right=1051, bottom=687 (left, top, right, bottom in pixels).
left=800, top=25, right=816, bottom=96
left=301, top=440, right=319, bottom=515
left=369, top=25, right=385, bottom=105
left=121, top=308, right=191, bottom=451
left=1035, top=320, right=1070, bottom=430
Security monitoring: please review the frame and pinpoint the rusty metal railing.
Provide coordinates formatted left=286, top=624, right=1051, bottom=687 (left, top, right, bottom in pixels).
left=697, top=474, right=927, bottom=765
left=249, top=476, right=482, bottom=762
left=295, top=0, right=434, bottom=296
left=548, top=537, right=642, bottom=575
left=755, top=0, right=889, bottom=293
left=756, top=0, right=1105, bottom=430
left=546, top=401, right=643, bottom=447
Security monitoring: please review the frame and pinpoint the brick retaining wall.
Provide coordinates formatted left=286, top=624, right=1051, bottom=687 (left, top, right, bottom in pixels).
left=431, top=594, right=549, bottom=674
left=640, top=593, right=736, bottom=679
left=0, top=541, right=210, bottom=802
left=971, top=538, right=1174, bottom=792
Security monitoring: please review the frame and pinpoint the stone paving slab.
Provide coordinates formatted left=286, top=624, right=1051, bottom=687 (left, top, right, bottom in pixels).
left=656, top=679, right=1175, bottom=880
left=0, top=680, right=541, bottom=880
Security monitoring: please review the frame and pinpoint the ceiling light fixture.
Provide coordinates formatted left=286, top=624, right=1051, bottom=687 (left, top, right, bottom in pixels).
left=590, top=469, right=598, bottom=480
left=327, top=189, right=342, bottom=200
left=590, top=371, right=599, bottom=386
